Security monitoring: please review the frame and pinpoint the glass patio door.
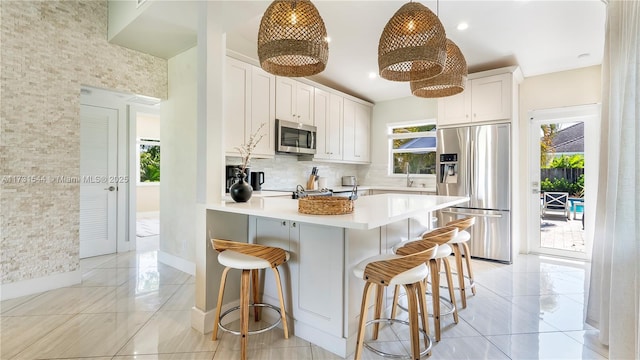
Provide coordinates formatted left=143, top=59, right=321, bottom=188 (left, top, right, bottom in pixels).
left=527, top=105, right=599, bottom=260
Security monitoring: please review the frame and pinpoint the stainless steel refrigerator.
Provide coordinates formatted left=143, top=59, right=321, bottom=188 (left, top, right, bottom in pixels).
left=436, top=123, right=512, bottom=263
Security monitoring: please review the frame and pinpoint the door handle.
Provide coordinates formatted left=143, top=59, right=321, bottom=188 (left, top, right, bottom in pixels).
left=104, top=186, right=116, bottom=191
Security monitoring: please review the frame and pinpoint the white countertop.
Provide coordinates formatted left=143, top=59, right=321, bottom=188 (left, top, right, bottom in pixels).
left=207, top=194, right=468, bottom=230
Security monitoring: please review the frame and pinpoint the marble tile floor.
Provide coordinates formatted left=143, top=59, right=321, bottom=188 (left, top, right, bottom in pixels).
left=1, top=242, right=608, bottom=360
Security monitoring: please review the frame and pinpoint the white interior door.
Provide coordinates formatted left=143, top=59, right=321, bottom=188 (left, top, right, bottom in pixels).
left=80, top=104, right=118, bottom=258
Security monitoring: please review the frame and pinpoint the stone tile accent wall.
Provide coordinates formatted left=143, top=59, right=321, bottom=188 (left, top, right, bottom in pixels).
left=0, top=1, right=167, bottom=284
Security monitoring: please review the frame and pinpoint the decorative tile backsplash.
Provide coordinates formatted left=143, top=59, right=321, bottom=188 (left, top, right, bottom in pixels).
left=0, top=1, right=167, bottom=284
left=228, top=155, right=362, bottom=190
left=228, top=155, right=436, bottom=190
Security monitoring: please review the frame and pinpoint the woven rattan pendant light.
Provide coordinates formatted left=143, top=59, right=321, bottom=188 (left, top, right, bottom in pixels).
left=258, top=0, right=328, bottom=77
left=411, top=39, right=468, bottom=97
left=378, top=1, right=447, bottom=82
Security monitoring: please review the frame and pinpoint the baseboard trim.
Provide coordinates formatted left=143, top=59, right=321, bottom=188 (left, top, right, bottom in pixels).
left=191, top=300, right=240, bottom=335
left=0, top=270, right=82, bottom=301
left=158, top=250, right=196, bottom=276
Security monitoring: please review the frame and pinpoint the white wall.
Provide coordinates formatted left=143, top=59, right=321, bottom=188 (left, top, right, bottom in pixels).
left=360, top=96, right=438, bottom=188
left=107, top=0, right=149, bottom=41
left=160, top=46, right=198, bottom=267
left=518, top=65, right=602, bottom=254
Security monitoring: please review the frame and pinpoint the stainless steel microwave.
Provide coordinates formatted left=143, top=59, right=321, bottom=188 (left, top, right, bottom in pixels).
left=276, top=119, right=317, bottom=155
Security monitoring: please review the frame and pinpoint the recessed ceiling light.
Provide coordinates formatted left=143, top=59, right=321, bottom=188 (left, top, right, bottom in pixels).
left=457, top=22, right=469, bottom=31
left=578, top=53, right=590, bottom=59
left=369, top=72, right=378, bottom=79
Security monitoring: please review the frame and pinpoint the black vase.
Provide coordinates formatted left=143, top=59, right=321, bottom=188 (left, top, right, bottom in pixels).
left=229, top=172, right=253, bottom=202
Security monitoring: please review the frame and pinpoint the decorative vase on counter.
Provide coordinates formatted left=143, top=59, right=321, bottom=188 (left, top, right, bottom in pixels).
left=229, top=172, right=253, bottom=202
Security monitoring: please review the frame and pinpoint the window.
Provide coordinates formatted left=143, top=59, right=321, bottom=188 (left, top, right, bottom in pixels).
left=138, top=138, right=160, bottom=184
left=388, top=121, right=437, bottom=176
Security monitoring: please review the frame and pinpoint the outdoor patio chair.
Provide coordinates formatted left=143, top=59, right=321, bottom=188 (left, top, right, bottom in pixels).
left=542, top=191, right=571, bottom=220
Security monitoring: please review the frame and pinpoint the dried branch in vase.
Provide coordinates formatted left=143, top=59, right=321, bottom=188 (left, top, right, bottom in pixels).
left=235, top=122, right=266, bottom=174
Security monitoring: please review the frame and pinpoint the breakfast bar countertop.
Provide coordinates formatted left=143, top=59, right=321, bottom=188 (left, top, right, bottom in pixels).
left=207, top=193, right=469, bottom=230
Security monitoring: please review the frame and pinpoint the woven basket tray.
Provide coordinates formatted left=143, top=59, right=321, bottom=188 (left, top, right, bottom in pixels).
left=298, top=197, right=354, bottom=215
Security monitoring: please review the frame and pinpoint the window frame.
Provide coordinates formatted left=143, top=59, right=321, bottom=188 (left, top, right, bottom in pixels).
left=387, top=119, right=438, bottom=177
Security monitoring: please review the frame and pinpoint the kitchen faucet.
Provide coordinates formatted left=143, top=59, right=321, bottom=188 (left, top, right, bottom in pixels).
left=405, top=163, right=413, bottom=187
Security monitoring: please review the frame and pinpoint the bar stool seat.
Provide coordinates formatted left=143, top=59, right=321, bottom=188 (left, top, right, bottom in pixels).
left=353, top=254, right=429, bottom=285
left=211, top=239, right=289, bottom=360
left=218, top=250, right=291, bottom=270
left=353, top=244, right=437, bottom=360
left=448, top=230, right=470, bottom=244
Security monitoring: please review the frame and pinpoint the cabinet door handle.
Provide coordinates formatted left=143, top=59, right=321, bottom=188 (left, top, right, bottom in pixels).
left=282, top=221, right=287, bottom=226
left=291, top=222, right=296, bottom=228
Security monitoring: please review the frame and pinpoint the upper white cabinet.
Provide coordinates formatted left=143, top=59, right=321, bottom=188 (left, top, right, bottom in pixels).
left=276, top=77, right=314, bottom=126
left=343, top=98, right=371, bottom=163
left=224, top=57, right=372, bottom=163
left=313, top=89, right=343, bottom=161
left=438, top=68, right=521, bottom=127
left=471, top=73, right=512, bottom=121
left=224, top=57, right=276, bottom=157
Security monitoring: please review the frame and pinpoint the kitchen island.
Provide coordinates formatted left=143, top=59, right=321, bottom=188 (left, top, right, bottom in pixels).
left=199, top=194, right=468, bottom=358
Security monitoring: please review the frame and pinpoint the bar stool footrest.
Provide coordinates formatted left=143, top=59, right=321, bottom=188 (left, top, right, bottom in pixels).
left=396, top=293, right=456, bottom=317
left=218, top=303, right=282, bottom=336
left=440, top=271, right=476, bottom=291
left=363, top=318, right=432, bottom=359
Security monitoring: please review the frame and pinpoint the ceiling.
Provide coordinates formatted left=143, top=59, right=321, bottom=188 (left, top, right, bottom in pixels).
left=112, top=0, right=606, bottom=103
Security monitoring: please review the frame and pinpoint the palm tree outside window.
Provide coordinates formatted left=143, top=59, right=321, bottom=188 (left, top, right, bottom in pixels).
left=138, top=138, right=160, bottom=183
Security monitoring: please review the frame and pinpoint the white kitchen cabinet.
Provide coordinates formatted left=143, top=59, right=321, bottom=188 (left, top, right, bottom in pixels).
left=343, top=98, right=371, bottom=163
left=224, top=57, right=275, bottom=157
left=276, top=77, right=314, bottom=126
left=253, top=217, right=344, bottom=336
left=438, top=70, right=518, bottom=126
left=313, top=89, right=343, bottom=161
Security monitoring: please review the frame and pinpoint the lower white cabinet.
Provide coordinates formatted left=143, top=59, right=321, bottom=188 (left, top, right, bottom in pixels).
left=252, top=217, right=344, bottom=335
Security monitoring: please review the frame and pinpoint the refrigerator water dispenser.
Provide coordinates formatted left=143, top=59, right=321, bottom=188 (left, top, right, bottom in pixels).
left=439, top=153, right=458, bottom=183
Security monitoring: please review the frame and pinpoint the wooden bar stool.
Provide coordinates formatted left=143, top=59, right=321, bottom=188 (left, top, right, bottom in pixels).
left=445, top=217, right=476, bottom=309
left=391, top=226, right=459, bottom=342
left=211, top=239, right=289, bottom=360
left=352, top=244, right=438, bottom=360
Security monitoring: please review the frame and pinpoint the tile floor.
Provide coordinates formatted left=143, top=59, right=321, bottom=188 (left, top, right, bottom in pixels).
left=1, top=238, right=609, bottom=360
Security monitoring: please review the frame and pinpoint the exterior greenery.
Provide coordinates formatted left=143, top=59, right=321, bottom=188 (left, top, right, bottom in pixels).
left=540, top=124, right=558, bottom=167
left=541, top=174, right=584, bottom=196
left=390, top=124, right=437, bottom=175
left=140, top=144, right=160, bottom=182
left=540, top=123, right=584, bottom=197
left=540, top=154, right=584, bottom=197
